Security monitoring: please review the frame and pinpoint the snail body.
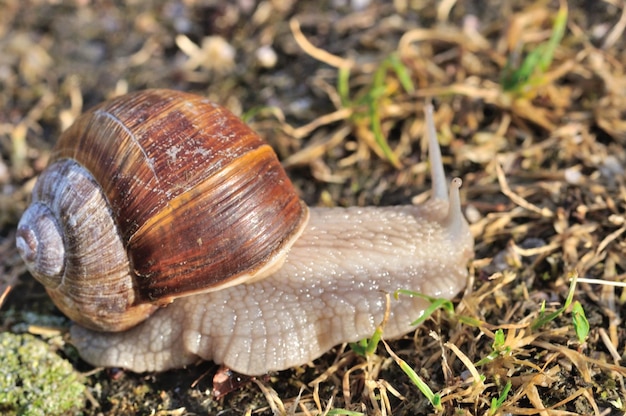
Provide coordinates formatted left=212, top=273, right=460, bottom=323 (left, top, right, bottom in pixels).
left=17, top=89, right=473, bottom=375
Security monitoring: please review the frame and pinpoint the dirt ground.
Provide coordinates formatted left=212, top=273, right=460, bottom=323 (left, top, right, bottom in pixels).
left=1, top=0, right=626, bottom=415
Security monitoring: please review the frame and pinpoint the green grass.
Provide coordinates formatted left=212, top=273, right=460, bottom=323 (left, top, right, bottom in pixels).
left=500, top=1, right=568, bottom=94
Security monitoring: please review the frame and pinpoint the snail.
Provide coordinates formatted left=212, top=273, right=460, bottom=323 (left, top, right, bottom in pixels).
left=16, top=89, right=474, bottom=376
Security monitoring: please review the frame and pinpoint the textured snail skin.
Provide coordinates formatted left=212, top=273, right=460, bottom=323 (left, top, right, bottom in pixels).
left=72, top=195, right=473, bottom=375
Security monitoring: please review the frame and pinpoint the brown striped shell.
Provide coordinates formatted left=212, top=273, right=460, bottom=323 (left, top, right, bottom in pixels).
left=16, top=89, right=309, bottom=331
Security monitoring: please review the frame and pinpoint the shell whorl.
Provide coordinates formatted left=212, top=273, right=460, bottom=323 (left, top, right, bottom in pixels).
left=16, top=203, right=64, bottom=285
left=16, top=160, right=157, bottom=331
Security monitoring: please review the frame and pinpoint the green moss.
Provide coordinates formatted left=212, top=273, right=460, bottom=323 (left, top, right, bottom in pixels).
left=0, top=332, right=85, bottom=416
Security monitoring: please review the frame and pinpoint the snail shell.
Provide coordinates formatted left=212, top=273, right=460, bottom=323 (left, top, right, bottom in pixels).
left=16, top=90, right=308, bottom=331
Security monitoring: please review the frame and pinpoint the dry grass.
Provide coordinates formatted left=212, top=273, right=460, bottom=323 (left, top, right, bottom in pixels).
left=1, top=0, right=626, bottom=415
